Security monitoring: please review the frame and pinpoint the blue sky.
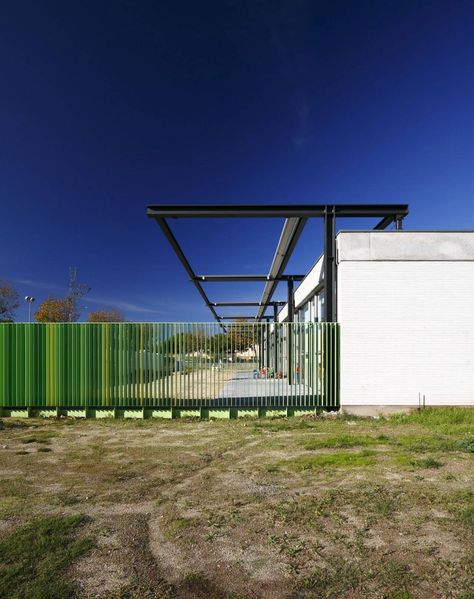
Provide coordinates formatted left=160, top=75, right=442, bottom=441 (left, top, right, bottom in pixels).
left=1, top=1, right=474, bottom=321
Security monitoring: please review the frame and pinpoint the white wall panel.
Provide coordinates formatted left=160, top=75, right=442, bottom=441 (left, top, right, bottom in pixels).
left=338, top=259, right=474, bottom=406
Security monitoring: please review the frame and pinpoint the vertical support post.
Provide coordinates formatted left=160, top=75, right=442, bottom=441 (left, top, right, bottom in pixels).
left=287, top=278, right=294, bottom=384
left=265, top=317, right=271, bottom=368
left=273, top=303, right=278, bottom=372
left=324, top=207, right=337, bottom=322
left=395, top=215, right=403, bottom=230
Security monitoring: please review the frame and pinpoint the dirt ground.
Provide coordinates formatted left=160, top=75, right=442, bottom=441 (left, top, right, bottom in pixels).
left=0, top=409, right=473, bottom=598
left=120, top=365, right=236, bottom=401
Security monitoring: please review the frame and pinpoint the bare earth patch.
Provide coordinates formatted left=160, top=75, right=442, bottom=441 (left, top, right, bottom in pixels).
left=0, top=409, right=473, bottom=598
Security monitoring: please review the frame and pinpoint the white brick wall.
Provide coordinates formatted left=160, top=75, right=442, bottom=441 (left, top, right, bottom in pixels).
left=337, top=233, right=474, bottom=406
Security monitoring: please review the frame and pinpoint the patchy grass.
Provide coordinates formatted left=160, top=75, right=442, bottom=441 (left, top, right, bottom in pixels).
left=296, top=557, right=417, bottom=599
left=302, top=433, right=388, bottom=449
left=0, top=408, right=472, bottom=598
left=278, top=449, right=377, bottom=470
left=20, top=431, right=57, bottom=444
left=0, top=515, right=93, bottom=599
left=458, top=506, right=474, bottom=531
left=389, top=407, right=474, bottom=434
left=393, top=434, right=456, bottom=452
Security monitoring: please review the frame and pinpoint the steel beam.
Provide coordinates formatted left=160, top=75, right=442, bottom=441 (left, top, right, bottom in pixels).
left=194, top=274, right=304, bottom=282
left=218, top=316, right=258, bottom=320
left=212, top=301, right=285, bottom=307
left=374, top=212, right=407, bottom=230
left=148, top=204, right=409, bottom=219
left=153, top=218, right=222, bottom=324
left=256, top=217, right=307, bottom=320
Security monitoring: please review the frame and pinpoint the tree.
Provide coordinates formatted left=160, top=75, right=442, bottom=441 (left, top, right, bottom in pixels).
left=34, top=268, right=90, bottom=322
left=0, top=280, right=20, bottom=322
left=88, top=309, right=125, bottom=322
left=228, top=319, right=258, bottom=351
left=157, top=331, right=207, bottom=355
left=34, top=297, right=76, bottom=322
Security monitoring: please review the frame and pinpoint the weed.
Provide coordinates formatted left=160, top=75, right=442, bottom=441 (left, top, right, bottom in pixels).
left=371, top=491, right=398, bottom=517
left=169, top=517, right=194, bottom=532
left=287, top=542, right=305, bottom=558
left=416, top=457, right=443, bottom=469
left=0, top=514, right=93, bottom=599
left=457, top=507, right=474, bottom=531
left=207, top=514, right=226, bottom=529
left=395, top=455, right=442, bottom=469
left=458, top=435, right=474, bottom=453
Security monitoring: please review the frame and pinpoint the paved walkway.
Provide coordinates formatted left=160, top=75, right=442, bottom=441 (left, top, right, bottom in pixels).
left=216, top=369, right=311, bottom=399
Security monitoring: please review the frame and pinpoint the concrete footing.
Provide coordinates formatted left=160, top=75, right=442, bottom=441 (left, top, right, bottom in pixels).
left=0, top=406, right=328, bottom=420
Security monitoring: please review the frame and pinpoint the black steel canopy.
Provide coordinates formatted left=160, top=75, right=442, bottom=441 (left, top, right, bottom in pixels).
left=148, top=203, right=409, bottom=323
left=147, top=204, right=408, bottom=220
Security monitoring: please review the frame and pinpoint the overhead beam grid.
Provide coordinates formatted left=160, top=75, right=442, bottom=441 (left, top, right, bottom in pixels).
left=148, top=203, right=409, bottom=323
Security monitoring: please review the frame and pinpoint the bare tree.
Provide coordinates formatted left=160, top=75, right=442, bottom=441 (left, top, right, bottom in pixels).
left=0, top=280, right=20, bottom=322
left=66, top=267, right=91, bottom=321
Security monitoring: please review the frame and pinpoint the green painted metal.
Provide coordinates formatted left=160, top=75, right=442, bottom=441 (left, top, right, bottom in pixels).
left=0, top=322, right=340, bottom=412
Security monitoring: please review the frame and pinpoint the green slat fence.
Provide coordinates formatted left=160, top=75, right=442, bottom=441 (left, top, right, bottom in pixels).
left=0, top=322, right=339, bottom=413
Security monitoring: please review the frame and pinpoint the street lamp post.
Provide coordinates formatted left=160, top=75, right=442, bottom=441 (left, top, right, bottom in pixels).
left=24, top=296, right=35, bottom=323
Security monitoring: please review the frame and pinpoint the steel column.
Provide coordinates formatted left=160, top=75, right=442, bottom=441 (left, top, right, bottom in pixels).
left=266, top=319, right=271, bottom=368
left=273, top=303, right=278, bottom=371
left=287, top=278, right=294, bottom=384
left=324, top=208, right=337, bottom=322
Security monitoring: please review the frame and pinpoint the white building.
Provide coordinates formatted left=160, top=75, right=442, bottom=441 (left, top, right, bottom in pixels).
left=278, top=231, right=474, bottom=412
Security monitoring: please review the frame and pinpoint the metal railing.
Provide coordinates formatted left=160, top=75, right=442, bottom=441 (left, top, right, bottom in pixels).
left=0, top=322, right=339, bottom=412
